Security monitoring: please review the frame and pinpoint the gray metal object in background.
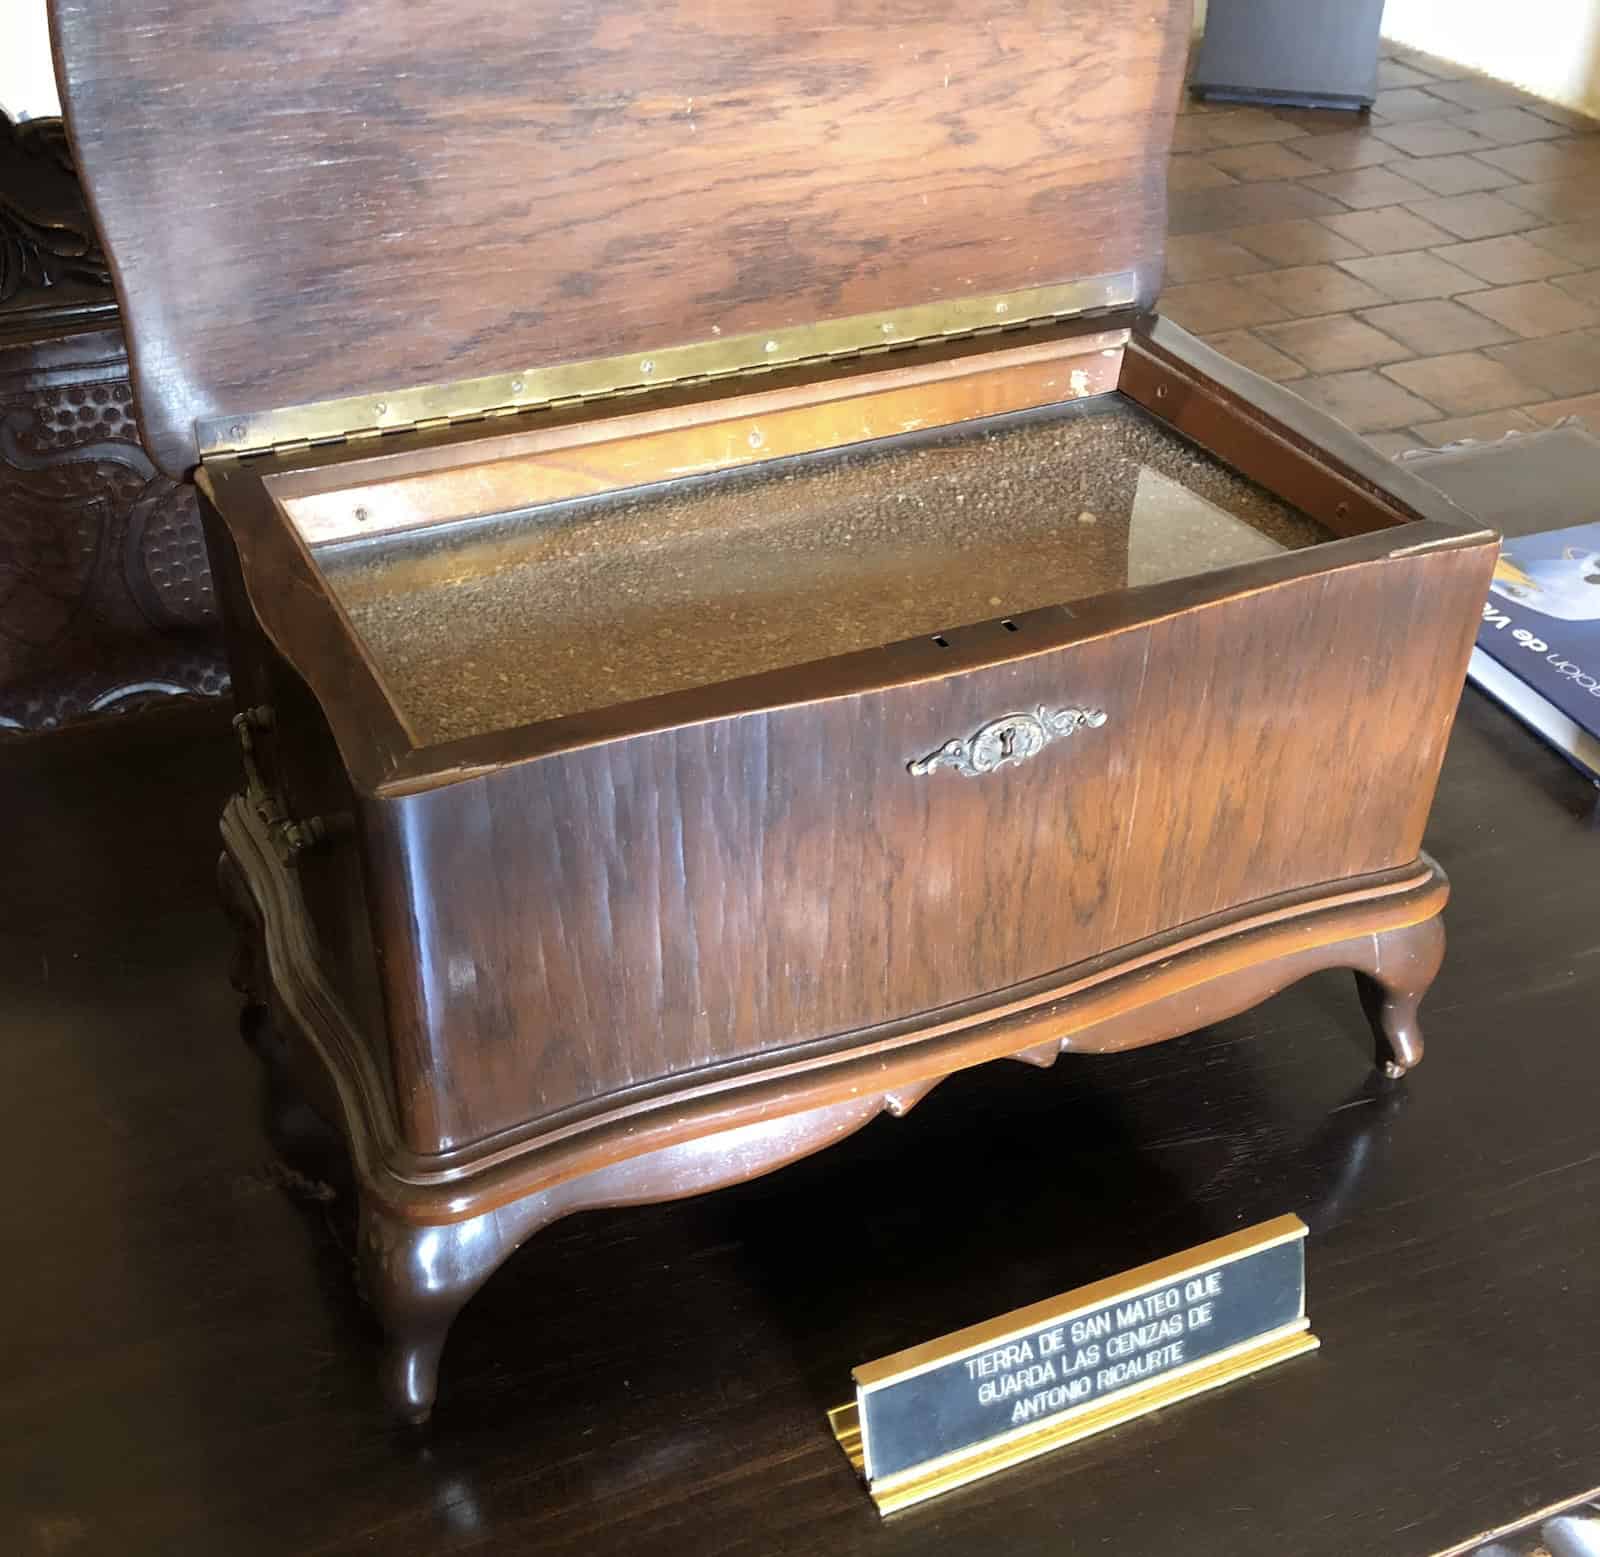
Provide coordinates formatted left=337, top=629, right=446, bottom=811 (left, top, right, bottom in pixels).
left=1547, top=1504, right=1600, bottom=1557
left=1465, top=1500, right=1600, bottom=1557
left=1191, top=0, right=1386, bottom=112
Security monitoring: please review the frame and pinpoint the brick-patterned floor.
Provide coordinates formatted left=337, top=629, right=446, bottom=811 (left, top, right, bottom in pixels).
left=1169, top=41, right=1600, bottom=455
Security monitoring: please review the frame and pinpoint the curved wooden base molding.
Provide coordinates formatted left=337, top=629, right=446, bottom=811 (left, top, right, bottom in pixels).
left=221, top=794, right=1448, bottom=1421
left=359, top=1098, right=888, bottom=1422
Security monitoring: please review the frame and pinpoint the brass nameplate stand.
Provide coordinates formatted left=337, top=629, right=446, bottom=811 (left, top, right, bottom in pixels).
left=830, top=1214, right=1318, bottom=1515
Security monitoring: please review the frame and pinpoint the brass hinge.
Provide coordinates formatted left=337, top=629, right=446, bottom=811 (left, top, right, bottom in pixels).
left=195, top=273, right=1139, bottom=462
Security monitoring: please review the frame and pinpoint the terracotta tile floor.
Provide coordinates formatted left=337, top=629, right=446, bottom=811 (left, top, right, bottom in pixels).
left=1169, top=42, right=1600, bottom=453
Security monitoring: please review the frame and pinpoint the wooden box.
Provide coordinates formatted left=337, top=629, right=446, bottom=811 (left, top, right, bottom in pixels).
left=51, top=0, right=1496, bottom=1422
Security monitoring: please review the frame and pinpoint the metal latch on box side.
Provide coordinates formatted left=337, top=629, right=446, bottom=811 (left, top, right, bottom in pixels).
left=233, top=705, right=351, bottom=864
left=194, top=273, right=1139, bottom=462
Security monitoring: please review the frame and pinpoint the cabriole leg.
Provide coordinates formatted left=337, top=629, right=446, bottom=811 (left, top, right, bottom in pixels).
left=359, top=1201, right=522, bottom=1425
left=1353, top=913, right=1446, bottom=1079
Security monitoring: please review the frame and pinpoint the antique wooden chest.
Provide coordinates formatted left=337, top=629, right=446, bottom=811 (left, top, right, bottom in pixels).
left=51, top=0, right=1496, bottom=1421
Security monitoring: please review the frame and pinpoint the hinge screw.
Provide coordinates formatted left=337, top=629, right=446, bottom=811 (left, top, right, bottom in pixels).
left=374, top=401, right=388, bottom=416
left=995, top=301, right=1009, bottom=315
left=764, top=340, right=779, bottom=353
left=354, top=506, right=369, bottom=523
left=511, top=379, right=525, bottom=394
left=639, top=360, right=655, bottom=375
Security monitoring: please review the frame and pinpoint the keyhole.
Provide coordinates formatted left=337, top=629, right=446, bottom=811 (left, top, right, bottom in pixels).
left=1000, top=728, right=1017, bottom=760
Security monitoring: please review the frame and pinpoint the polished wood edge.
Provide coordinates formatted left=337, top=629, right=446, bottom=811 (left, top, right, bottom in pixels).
left=195, top=474, right=423, bottom=773
left=223, top=791, right=1450, bottom=1224
left=219, top=803, right=397, bottom=1161
left=377, top=527, right=1496, bottom=791
left=276, top=332, right=1129, bottom=546
left=1124, top=317, right=1499, bottom=543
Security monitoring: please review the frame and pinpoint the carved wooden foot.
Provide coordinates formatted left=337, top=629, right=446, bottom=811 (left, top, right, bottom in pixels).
left=351, top=1105, right=892, bottom=1421
left=359, top=1200, right=549, bottom=1425
left=1353, top=913, right=1446, bottom=1079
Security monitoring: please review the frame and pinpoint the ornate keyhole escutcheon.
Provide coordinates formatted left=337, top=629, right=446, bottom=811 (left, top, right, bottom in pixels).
left=908, top=704, right=1108, bottom=778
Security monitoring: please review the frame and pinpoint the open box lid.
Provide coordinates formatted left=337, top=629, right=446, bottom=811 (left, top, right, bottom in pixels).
left=49, top=0, right=1189, bottom=482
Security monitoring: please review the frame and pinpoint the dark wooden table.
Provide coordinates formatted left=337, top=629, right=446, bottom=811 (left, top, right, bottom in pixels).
left=2, top=690, right=1597, bottom=1557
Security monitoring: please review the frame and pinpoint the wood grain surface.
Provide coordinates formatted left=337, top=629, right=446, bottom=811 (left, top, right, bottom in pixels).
left=232, top=776, right=1451, bottom=1224
left=364, top=539, right=1489, bottom=1157
left=49, top=0, right=1188, bottom=478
